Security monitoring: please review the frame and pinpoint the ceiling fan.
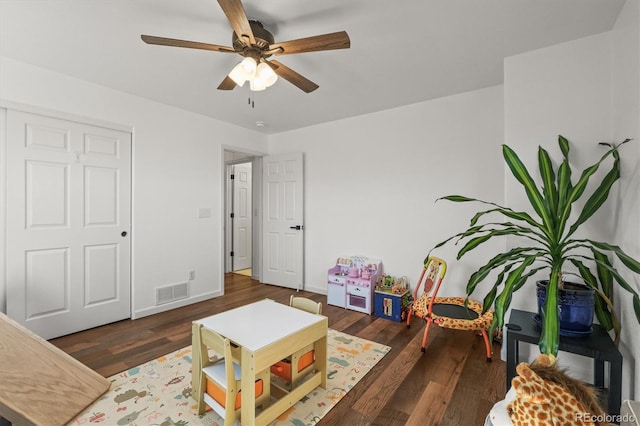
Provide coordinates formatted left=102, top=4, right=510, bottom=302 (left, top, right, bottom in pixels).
left=141, top=0, right=350, bottom=93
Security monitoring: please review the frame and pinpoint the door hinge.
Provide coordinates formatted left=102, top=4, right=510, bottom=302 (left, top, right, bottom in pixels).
left=230, top=174, right=235, bottom=180
left=230, top=212, right=235, bottom=218
left=230, top=251, right=234, bottom=257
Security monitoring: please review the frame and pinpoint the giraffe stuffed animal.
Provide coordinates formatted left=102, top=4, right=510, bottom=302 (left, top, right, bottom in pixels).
left=487, top=354, right=612, bottom=426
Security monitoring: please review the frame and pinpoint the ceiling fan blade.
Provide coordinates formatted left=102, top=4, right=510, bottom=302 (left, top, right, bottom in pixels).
left=217, top=0, right=255, bottom=46
left=268, top=60, right=319, bottom=93
left=217, top=75, right=237, bottom=90
left=141, top=35, right=236, bottom=53
left=270, top=31, right=350, bottom=55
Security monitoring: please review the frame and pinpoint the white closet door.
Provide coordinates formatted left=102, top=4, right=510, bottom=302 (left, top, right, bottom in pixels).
left=6, top=110, right=131, bottom=339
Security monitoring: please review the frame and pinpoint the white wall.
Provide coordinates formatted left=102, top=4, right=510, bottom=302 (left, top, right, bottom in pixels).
left=268, top=85, right=505, bottom=299
left=0, top=56, right=268, bottom=319
left=504, top=2, right=640, bottom=400
left=611, top=0, right=640, bottom=401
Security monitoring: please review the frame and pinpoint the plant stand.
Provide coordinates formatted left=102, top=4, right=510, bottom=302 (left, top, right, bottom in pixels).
left=505, top=309, right=622, bottom=416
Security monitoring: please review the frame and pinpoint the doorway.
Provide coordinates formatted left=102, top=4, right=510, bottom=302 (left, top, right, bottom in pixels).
left=230, top=162, right=252, bottom=273
left=224, top=150, right=260, bottom=281
left=222, top=150, right=304, bottom=290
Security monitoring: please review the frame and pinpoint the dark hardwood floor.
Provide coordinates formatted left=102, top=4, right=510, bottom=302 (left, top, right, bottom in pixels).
left=50, top=273, right=506, bottom=425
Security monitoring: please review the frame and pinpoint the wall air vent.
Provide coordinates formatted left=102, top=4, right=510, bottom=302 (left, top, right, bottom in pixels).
left=156, top=282, right=189, bottom=305
left=173, top=282, right=189, bottom=300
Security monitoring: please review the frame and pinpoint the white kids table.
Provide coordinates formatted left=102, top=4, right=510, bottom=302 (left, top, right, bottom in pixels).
left=192, top=298, right=328, bottom=425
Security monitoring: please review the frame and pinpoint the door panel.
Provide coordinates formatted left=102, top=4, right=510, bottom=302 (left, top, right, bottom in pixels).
left=26, top=161, right=69, bottom=228
left=25, top=248, right=69, bottom=318
left=84, top=243, right=118, bottom=305
left=6, top=110, right=131, bottom=339
left=262, top=153, right=304, bottom=289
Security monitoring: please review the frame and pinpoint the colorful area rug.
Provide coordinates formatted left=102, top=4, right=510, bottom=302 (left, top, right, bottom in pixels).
left=68, top=329, right=391, bottom=425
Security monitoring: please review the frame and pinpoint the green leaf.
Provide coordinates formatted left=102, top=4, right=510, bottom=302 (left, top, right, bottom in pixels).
left=634, top=295, right=640, bottom=325
left=538, top=146, right=558, bottom=220
left=428, top=223, right=499, bottom=261
left=576, top=255, right=640, bottom=325
left=595, top=294, right=614, bottom=330
left=479, top=208, right=545, bottom=232
left=492, top=256, right=537, bottom=338
left=588, top=241, right=640, bottom=274
left=558, top=135, right=570, bottom=158
left=465, top=247, right=545, bottom=295
left=555, top=136, right=572, bottom=216
left=600, top=262, right=640, bottom=299
left=569, top=255, right=615, bottom=334
left=456, top=229, right=536, bottom=259
left=482, top=286, right=498, bottom=314
left=556, top=160, right=572, bottom=223
left=512, top=266, right=546, bottom=292
left=427, top=223, right=521, bottom=263
left=592, top=249, right=613, bottom=298
left=570, top=258, right=597, bottom=287
left=558, top=145, right=621, bottom=238
left=503, top=145, right=553, bottom=234
left=567, top=156, right=620, bottom=237
left=478, top=264, right=514, bottom=313
left=568, top=257, right=613, bottom=330
left=437, top=195, right=477, bottom=203
left=445, top=200, right=544, bottom=232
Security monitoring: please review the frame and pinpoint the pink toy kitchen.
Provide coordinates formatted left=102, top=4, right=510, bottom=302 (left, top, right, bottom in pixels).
left=327, top=255, right=383, bottom=314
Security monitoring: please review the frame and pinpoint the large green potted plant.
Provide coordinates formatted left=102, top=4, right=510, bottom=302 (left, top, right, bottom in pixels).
left=430, top=135, right=640, bottom=358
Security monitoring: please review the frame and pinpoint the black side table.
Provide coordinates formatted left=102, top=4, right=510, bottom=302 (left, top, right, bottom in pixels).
left=505, top=309, right=622, bottom=416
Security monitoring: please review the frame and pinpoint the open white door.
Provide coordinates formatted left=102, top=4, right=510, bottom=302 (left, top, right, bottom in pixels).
left=262, top=153, right=304, bottom=289
left=6, top=110, right=131, bottom=339
left=232, top=163, right=252, bottom=271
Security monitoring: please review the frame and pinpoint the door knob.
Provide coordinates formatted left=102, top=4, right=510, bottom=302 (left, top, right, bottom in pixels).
left=121, top=231, right=127, bottom=237
left=289, top=225, right=303, bottom=230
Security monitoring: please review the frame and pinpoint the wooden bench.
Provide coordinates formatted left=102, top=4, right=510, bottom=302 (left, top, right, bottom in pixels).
left=0, top=312, right=110, bottom=425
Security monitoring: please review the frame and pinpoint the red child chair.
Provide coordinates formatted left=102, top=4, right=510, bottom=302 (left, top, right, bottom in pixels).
left=406, top=256, right=493, bottom=361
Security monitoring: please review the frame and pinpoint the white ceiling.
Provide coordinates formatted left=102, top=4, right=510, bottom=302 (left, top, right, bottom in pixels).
left=0, top=0, right=626, bottom=134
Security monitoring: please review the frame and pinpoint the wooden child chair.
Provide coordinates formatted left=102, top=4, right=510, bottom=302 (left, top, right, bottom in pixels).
left=270, top=295, right=322, bottom=390
left=192, top=322, right=270, bottom=425
left=406, top=256, right=493, bottom=361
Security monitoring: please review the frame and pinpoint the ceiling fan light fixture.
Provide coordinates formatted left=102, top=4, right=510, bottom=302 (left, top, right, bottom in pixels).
left=229, top=57, right=258, bottom=86
left=240, top=57, right=257, bottom=74
left=141, top=0, right=350, bottom=94
left=249, top=78, right=267, bottom=91
left=228, top=62, right=249, bottom=86
left=255, top=62, right=278, bottom=88
left=230, top=59, right=277, bottom=91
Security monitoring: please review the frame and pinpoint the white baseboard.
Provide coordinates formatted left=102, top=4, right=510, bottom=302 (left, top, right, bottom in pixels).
left=302, top=284, right=327, bottom=295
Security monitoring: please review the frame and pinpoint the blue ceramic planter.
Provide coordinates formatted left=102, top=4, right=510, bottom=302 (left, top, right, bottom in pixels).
left=536, top=280, right=595, bottom=335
